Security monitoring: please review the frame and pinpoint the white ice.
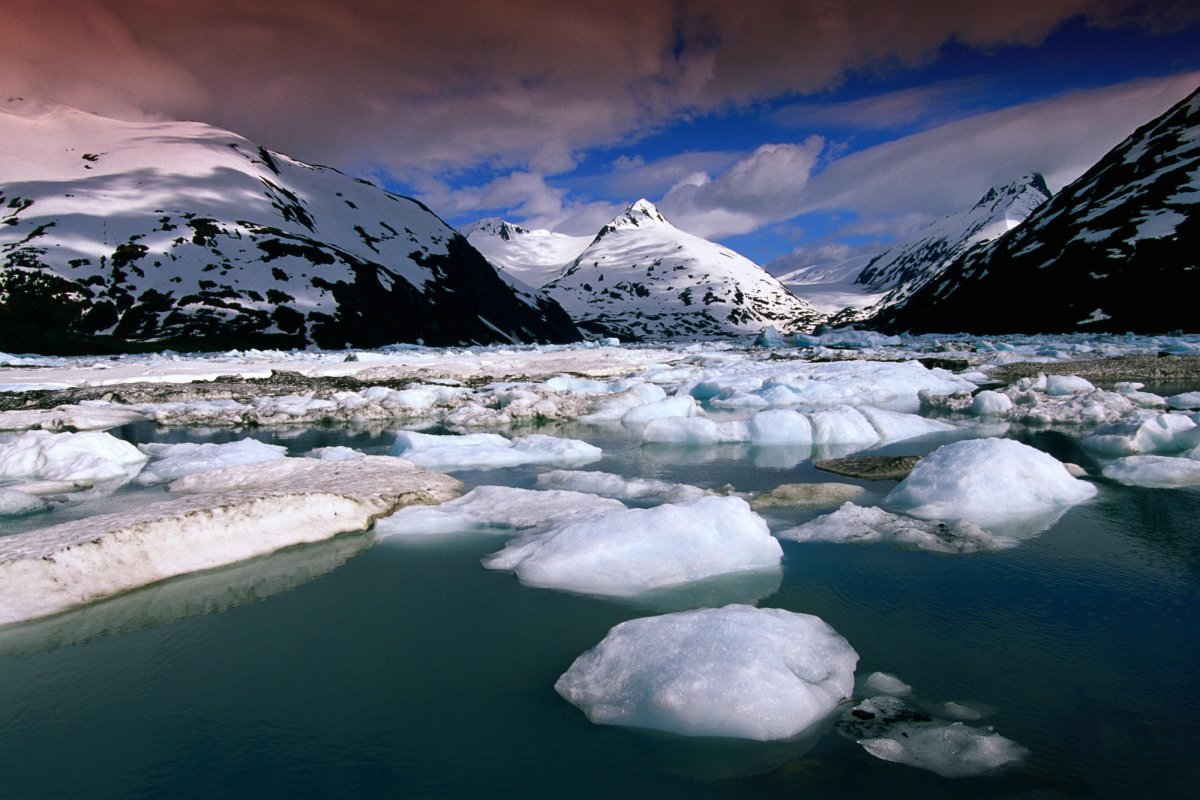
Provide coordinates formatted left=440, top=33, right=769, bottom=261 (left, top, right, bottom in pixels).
left=391, top=430, right=601, bottom=470
left=375, top=485, right=624, bottom=536
left=137, top=438, right=288, bottom=483
left=778, top=502, right=1016, bottom=553
left=481, top=496, right=782, bottom=597
left=534, top=469, right=710, bottom=503
left=864, top=672, right=912, bottom=697
left=971, top=390, right=1014, bottom=416
left=555, top=604, right=858, bottom=740
left=0, top=430, right=148, bottom=483
left=305, top=446, right=365, bottom=461
left=885, top=438, right=1097, bottom=528
left=1167, top=391, right=1200, bottom=410
left=1082, top=412, right=1200, bottom=455
left=0, top=488, right=47, bottom=516
left=1102, top=454, right=1200, bottom=488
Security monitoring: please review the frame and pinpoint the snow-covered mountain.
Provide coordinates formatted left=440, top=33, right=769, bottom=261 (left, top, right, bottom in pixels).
left=0, top=97, right=579, bottom=353
left=461, top=218, right=590, bottom=289
left=775, top=252, right=884, bottom=316
left=543, top=200, right=822, bottom=340
left=871, top=86, right=1200, bottom=334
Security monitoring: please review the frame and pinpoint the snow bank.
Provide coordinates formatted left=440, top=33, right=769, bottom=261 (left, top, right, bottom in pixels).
left=779, top=502, right=1016, bottom=553
left=555, top=605, right=858, bottom=740
left=885, top=438, right=1096, bottom=528
left=1102, top=454, right=1200, bottom=488
left=535, top=470, right=709, bottom=503
left=0, top=430, right=147, bottom=483
left=391, top=430, right=601, bottom=470
left=482, top=496, right=781, bottom=597
left=136, top=438, right=288, bottom=483
left=0, top=457, right=461, bottom=625
left=375, top=485, right=624, bottom=536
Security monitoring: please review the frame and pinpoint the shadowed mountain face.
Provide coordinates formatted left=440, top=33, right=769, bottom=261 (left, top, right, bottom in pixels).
left=870, top=87, right=1200, bottom=335
left=0, top=98, right=578, bottom=354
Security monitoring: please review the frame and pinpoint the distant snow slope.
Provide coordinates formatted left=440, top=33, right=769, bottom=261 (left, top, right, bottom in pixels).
left=0, top=97, right=578, bottom=353
left=543, top=200, right=822, bottom=340
left=462, top=218, right=590, bottom=289
left=775, top=252, right=884, bottom=315
left=872, top=86, right=1200, bottom=334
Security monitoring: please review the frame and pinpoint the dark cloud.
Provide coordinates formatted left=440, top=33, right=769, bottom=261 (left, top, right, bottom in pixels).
left=2, top=0, right=1195, bottom=182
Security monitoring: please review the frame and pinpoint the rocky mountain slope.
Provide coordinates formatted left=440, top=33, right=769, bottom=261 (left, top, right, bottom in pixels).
left=542, top=200, right=822, bottom=340
left=0, top=97, right=579, bottom=353
left=870, top=86, right=1199, bottom=334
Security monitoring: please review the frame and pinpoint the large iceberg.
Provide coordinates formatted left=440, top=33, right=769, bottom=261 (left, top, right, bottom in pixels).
left=885, top=438, right=1097, bottom=528
left=391, top=430, right=601, bottom=470
left=481, top=496, right=781, bottom=597
left=555, top=605, right=858, bottom=740
left=0, top=457, right=461, bottom=626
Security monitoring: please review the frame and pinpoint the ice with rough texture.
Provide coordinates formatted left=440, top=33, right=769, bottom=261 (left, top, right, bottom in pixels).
left=0, top=430, right=147, bottom=483
left=1044, top=374, right=1096, bottom=396
left=0, top=488, right=47, bottom=516
left=778, top=502, right=1015, bottom=553
left=535, top=470, right=709, bottom=503
left=885, top=439, right=1097, bottom=528
left=1082, top=412, right=1200, bottom=455
left=482, top=496, right=782, bottom=597
left=137, top=438, right=288, bottom=483
left=391, top=430, right=601, bottom=470
left=1102, top=455, right=1200, bottom=487
left=971, top=390, right=1014, bottom=416
left=620, top=396, right=698, bottom=427
left=555, top=605, right=858, bottom=740
left=1168, top=391, right=1200, bottom=409
left=375, top=485, right=624, bottom=536
left=0, top=457, right=461, bottom=625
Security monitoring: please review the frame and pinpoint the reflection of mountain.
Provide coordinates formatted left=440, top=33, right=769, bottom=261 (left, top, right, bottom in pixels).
left=0, top=533, right=373, bottom=656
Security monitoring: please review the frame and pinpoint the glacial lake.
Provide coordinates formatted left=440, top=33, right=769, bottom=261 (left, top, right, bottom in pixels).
left=0, top=419, right=1196, bottom=799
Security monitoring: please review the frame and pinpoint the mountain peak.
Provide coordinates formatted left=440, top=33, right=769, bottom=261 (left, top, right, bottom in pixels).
left=609, top=199, right=670, bottom=229
left=971, top=172, right=1052, bottom=213
left=461, top=217, right=528, bottom=241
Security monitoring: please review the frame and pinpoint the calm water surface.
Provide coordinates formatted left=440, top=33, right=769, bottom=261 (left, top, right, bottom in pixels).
left=0, top=421, right=1196, bottom=798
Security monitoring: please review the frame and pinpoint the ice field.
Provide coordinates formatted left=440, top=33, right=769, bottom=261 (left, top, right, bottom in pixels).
left=0, top=333, right=1197, bottom=798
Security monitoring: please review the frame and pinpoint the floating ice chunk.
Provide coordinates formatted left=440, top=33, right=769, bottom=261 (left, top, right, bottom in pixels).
left=580, top=383, right=668, bottom=423
left=376, top=485, right=624, bottom=536
left=749, top=482, right=864, bottom=509
left=305, top=446, right=365, bottom=461
left=1044, top=375, right=1096, bottom=396
left=971, top=390, right=1014, bottom=416
left=808, top=407, right=880, bottom=448
left=885, top=439, right=1096, bottom=529
left=1168, top=391, right=1200, bottom=410
left=482, top=496, right=782, bottom=597
left=0, top=488, right=47, bottom=516
left=0, top=403, right=148, bottom=433
left=857, top=406, right=955, bottom=442
left=843, top=696, right=1029, bottom=779
left=1102, top=455, right=1200, bottom=488
left=0, top=430, right=148, bottom=483
left=555, top=605, right=858, bottom=740
left=621, top=395, right=698, bottom=427
left=864, top=672, right=912, bottom=697
left=778, top=502, right=1015, bottom=553
left=747, top=409, right=813, bottom=445
left=0, top=457, right=461, bottom=626
left=1082, top=412, right=1200, bottom=455
left=535, top=470, right=709, bottom=503
left=391, top=430, right=601, bottom=470
left=642, top=417, right=749, bottom=445
left=137, top=438, right=289, bottom=483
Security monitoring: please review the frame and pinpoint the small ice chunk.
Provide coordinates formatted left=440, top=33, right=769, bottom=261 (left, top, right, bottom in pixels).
left=971, top=390, right=1014, bottom=416
left=750, top=482, right=864, bottom=509
left=1167, top=391, right=1200, bottom=410
left=1083, top=412, right=1200, bottom=455
left=1044, top=375, right=1095, bottom=396
left=555, top=605, right=858, bottom=740
left=885, top=439, right=1097, bottom=528
left=621, top=396, right=698, bottom=427
left=137, top=438, right=288, bottom=482
left=778, top=502, right=1015, bottom=553
left=375, top=485, right=624, bottom=536
left=305, top=446, right=365, bottom=461
left=580, top=383, right=668, bottom=423
left=857, top=406, right=955, bottom=441
left=747, top=409, right=813, bottom=445
left=391, top=430, right=601, bottom=470
left=482, top=496, right=782, bottom=597
left=808, top=407, right=880, bottom=448
left=1102, top=455, right=1200, bottom=488
left=0, top=488, right=48, bottom=516
left=0, top=430, right=148, bottom=483
left=642, top=417, right=749, bottom=445
left=864, top=671, right=912, bottom=697
left=535, top=469, right=709, bottom=503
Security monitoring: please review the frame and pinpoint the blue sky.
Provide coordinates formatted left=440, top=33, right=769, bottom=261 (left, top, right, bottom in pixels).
left=3, top=1, right=1198, bottom=272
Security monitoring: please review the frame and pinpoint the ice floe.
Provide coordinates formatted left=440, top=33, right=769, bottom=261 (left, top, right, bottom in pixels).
left=375, top=485, right=624, bottom=536
left=0, top=430, right=148, bottom=484
left=1168, top=391, right=1200, bottom=410
left=778, top=502, right=1016, bottom=553
left=136, top=438, right=289, bottom=483
left=555, top=605, right=858, bottom=740
left=0, top=457, right=461, bottom=626
left=1102, top=454, right=1200, bottom=488
left=885, top=438, right=1097, bottom=529
left=481, top=496, right=781, bottom=598
left=534, top=469, right=710, bottom=503
left=390, top=430, right=601, bottom=471
left=1082, top=412, right=1200, bottom=455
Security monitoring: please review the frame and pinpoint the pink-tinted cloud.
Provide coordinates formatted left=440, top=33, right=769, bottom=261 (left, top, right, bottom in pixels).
left=2, top=0, right=1195, bottom=182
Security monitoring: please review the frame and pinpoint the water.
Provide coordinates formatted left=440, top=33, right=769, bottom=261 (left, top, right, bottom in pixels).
left=0, top=421, right=1196, bottom=798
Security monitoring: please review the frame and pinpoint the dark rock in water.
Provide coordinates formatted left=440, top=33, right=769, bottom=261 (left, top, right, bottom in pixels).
left=916, top=357, right=969, bottom=372
left=814, top=455, right=922, bottom=481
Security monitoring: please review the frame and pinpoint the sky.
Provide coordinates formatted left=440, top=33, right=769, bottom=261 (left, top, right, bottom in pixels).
left=2, top=0, right=1198, bottom=271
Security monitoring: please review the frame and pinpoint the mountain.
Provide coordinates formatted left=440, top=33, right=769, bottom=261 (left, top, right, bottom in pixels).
left=870, top=86, right=1200, bottom=334
left=0, top=97, right=579, bottom=353
left=774, top=251, right=884, bottom=316
left=461, top=218, right=590, bottom=289
left=543, top=200, right=822, bottom=340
